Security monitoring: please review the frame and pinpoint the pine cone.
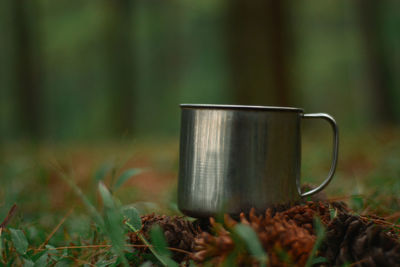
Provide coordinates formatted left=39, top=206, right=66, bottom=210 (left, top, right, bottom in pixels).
left=193, top=208, right=316, bottom=267
left=321, top=213, right=400, bottom=266
left=241, top=209, right=316, bottom=266
left=280, top=202, right=326, bottom=234
left=192, top=218, right=235, bottom=264
left=128, top=214, right=202, bottom=262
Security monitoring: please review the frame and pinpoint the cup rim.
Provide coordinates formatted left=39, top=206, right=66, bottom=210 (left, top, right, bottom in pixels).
left=180, top=104, right=304, bottom=112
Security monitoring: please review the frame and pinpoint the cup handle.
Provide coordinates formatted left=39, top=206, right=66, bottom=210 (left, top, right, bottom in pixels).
left=299, top=113, right=339, bottom=197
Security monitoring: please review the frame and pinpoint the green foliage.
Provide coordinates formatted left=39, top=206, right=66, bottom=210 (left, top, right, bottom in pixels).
left=94, top=161, right=114, bottom=183
left=33, top=251, right=49, bottom=266
left=98, top=182, right=128, bottom=266
left=1, top=131, right=400, bottom=266
left=59, top=172, right=104, bottom=230
left=140, top=262, right=154, bottom=267
left=23, top=259, right=35, bottom=267
left=124, top=220, right=178, bottom=267
left=150, top=225, right=179, bottom=267
left=114, top=168, right=142, bottom=190
left=233, top=224, right=268, bottom=267
left=350, top=195, right=364, bottom=211
left=305, top=218, right=326, bottom=267
left=9, top=228, right=28, bottom=255
left=122, top=207, right=142, bottom=231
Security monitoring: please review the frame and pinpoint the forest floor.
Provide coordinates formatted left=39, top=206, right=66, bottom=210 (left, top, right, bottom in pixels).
left=1, top=128, right=400, bottom=266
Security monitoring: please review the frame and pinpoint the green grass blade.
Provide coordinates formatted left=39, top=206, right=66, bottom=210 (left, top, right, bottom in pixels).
left=139, top=262, right=153, bottom=267
left=23, top=259, right=34, bottom=267
left=311, top=256, right=328, bottom=265
left=59, top=173, right=104, bottom=229
left=60, top=172, right=128, bottom=266
left=94, top=161, right=114, bottom=183
left=233, top=224, right=268, bottom=267
left=305, top=217, right=326, bottom=267
left=149, top=225, right=171, bottom=258
left=98, top=182, right=116, bottom=210
left=122, top=207, right=142, bottom=230
left=34, top=251, right=48, bottom=266
left=114, top=169, right=142, bottom=190
left=98, top=182, right=129, bottom=267
left=0, top=228, right=3, bottom=261
left=149, top=225, right=178, bottom=267
left=124, top=222, right=176, bottom=267
left=9, top=228, right=28, bottom=255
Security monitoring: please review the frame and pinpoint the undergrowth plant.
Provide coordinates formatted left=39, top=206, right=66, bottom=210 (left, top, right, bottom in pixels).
left=0, top=162, right=180, bottom=266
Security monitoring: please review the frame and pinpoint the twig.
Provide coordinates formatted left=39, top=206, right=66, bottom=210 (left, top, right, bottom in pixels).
left=49, top=253, right=97, bottom=267
left=327, top=196, right=353, bottom=201
left=384, top=211, right=400, bottom=222
left=83, top=248, right=110, bottom=263
left=125, top=222, right=170, bottom=266
left=360, top=216, right=400, bottom=228
left=34, top=244, right=192, bottom=255
left=127, top=244, right=192, bottom=255
left=349, top=258, right=371, bottom=266
left=37, top=207, right=74, bottom=251
left=0, top=204, right=17, bottom=229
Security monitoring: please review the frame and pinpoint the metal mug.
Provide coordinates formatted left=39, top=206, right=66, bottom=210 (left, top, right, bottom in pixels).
left=177, top=104, right=339, bottom=218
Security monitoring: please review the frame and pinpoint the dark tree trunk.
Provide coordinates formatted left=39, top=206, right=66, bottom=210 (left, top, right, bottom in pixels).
left=227, top=0, right=292, bottom=106
left=356, top=0, right=396, bottom=124
left=104, top=0, right=135, bottom=136
left=11, top=0, right=43, bottom=140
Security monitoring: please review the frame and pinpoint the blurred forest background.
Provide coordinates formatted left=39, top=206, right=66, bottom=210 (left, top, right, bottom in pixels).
left=1, top=0, right=400, bottom=142
left=1, top=2, right=400, bottom=258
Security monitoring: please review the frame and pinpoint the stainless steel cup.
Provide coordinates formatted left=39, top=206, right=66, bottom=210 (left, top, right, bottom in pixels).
left=178, top=104, right=339, bottom=218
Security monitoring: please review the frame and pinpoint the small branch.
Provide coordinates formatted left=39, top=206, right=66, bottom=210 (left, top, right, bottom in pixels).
left=128, top=244, right=192, bottom=255
left=0, top=204, right=17, bottom=229
left=48, top=253, right=97, bottom=267
left=125, top=222, right=170, bottom=266
left=384, top=212, right=400, bottom=222
left=34, top=244, right=192, bottom=255
left=38, top=207, right=74, bottom=251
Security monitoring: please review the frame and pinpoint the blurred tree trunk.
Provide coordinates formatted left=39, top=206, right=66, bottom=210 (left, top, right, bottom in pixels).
left=227, top=0, right=292, bottom=106
left=104, top=0, right=135, bottom=136
left=356, top=0, right=396, bottom=124
left=11, top=0, right=43, bottom=140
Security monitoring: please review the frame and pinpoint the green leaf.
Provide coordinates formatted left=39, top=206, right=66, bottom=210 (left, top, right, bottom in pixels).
left=94, top=162, right=114, bottom=183
left=233, top=224, right=268, bottom=267
left=305, top=218, right=326, bottom=267
left=149, top=225, right=179, bottom=267
left=23, top=259, right=34, bottom=267
left=97, top=182, right=128, bottom=267
left=221, top=249, right=239, bottom=267
left=114, top=169, right=142, bottom=189
left=30, top=250, right=48, bottom=262
left=98, top=182, right=115, bottom=210
left=122, top=207, right=142, bottom=230
left=60, top=173, right=104, bottom=229
left=351, top=195, right=364, bottom=211
left=150, top=225, right=171, bottom=258
left=0, top=229, right=3, bottom=259
left=329, top=208, right=337, bottom=220
left=139, top=262, right=153, bottom=267
left=53, top=260, right=71, bottom=267
left=9, top=228, right=28, bottom=255
left=311, top=256, right=328, bottom=265
left=34, top=252, right=49, bottom=266
left=124, top=216, right=175, bottom=267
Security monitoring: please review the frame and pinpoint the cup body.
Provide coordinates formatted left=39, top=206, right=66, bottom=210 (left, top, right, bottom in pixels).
left=178, top=104, right=304, bottom=218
